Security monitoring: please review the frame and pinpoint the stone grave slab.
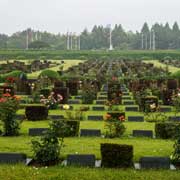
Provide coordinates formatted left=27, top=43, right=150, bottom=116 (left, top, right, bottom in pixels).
left=29, top=128, right=49, bottom=136
left=96, top=100, right=106, bottom=105
left=68, top=99, right=81, bottom=104
left=123, top=92, right=130, bottom=96
left=0, top=153, right=26, bottom=164
left=92, top=106, right=105, bottom=111
left=122, top=96, right=132, bottom=100
left=74, top=96, right=82, bottom=100
left=123, top=101, right=135, bottom=105
left=139, top=157, right=170, bottom=169
left=67, top=154, right=96, bottom=167
left=169, top=116, right=180, bottom=121
left=133, top=130, right=153, bottom=138
left=49, top=115, right=65, bottom=120
left=88, top=115, right=103, bottom=121
left=97, top=96, right=107, bottom=100
left=128, top=116, right=144, bottom=122
left=125, top=106, right=139, bottom=112
left=80, top=129, right=101, bottom=137
left=159, top=107, right=172, bottom=112
left=99, top=92, right=107, bottom=96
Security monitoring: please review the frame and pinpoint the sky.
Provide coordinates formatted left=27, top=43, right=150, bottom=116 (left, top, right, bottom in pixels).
left=0, top=0, right=179, bottom=35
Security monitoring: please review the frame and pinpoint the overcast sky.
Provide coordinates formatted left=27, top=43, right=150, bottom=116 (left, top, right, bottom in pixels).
left=0, top=0, right=179, bottom=35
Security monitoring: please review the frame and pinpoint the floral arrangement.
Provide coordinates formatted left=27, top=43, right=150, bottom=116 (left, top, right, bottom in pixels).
left=0, top=93, right=20, bottom=136
left=104, top=113, right=126, bottom=138
left=40, top=92, right=63, bottom=109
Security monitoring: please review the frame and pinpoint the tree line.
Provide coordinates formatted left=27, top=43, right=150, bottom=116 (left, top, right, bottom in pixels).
left=0, top=22, right=180, bottom=50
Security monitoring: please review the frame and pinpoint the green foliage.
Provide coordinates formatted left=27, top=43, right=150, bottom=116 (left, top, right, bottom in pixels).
left=0, top=94, right=20, bottom=136
left=104, top=112, right=126, bottom=138
left=39, top=69, right=59, bottom=80
left=155, top=122, right=180, bottom=139
left=31, top=120, right=68, bottom=166
left=101, top=143, right=134, bottom=168
left=29, top=41, right=50, bottom=49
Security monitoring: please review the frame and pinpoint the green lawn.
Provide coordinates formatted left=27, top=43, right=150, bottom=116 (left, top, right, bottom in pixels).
left=143, top=60, right=179, bottom=73
left=27, top=60, right=84, bottom=79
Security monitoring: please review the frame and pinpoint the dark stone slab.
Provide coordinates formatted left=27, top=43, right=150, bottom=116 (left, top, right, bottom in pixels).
left=0, top=153, right=26, bottom=164
left=15, top=115, right=25, bottom=120
left=80, top=129, right=101, bottom=137
left=74, top=96, right=82, bottom=100
left=100, top=92, right=107, bottom=96
left=88, top=116, right=103, bottom=121
left=128, top=116, right=144, bottom=122
left=92, top=106, right=105, bottom=111
left=49, top=115, right=65, bottom=120
left=123, top=101, right=135, bottom=105
left=123, top=92, right=130, bottom=96
left=29, top=128, right=49, bottom=136
left=97, top=96, right=107, bottom=100
left=67, top=154, right=96, bottom=167
left=159, top=107, right=172, bottom=112
left=169, top=116, right=180, bottom=121
left=125, top=106, right=139, bottom=112
left=133, top=130, right=153, bottom=138
left=96, top=100, right=106, bottom=105
left=68, top=99, right=80, bottom=104
left=140, top=157, right=170, bottom=169
left=122, top=96, right=132, bottom=100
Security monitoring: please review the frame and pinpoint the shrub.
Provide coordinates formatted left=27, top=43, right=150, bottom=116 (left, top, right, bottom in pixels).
left=31, top=120, right=68, bottom=166
left=155, top=122, right=180, bottom=139
left=101, top=143, right=133, bottom=168
left=65, top=120, right=80, bottom=137
left=0, top=93, right=20, bottom=136
left=39, top=70, right=60, bottom=80
left=104, top=112, right=126, bottom=138
left=25, top=105, right=48, bottom=121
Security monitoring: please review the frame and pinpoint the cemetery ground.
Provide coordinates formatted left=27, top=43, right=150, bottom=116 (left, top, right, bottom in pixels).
left=1, top=58, right=180, bottom=179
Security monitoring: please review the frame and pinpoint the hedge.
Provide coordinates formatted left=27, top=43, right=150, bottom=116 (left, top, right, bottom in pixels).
left=25, top=105, right=48, bottom=121
left=155, top=122, right=180, bottom=139
left=101, top=143, right=133, bottom=168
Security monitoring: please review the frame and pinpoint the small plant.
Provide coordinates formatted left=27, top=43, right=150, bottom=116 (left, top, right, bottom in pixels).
left=31, top=120, right=68, bottom=166
left=171, top=129, right=180, bottom=165
left=104, top=113, right=126, bottom=138
left=0, top=93, right=20, bottom=136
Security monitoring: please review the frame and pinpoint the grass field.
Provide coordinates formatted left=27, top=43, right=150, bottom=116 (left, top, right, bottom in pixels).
left=144, top=60, right=179, bottom=73
left=27, top=59, right=84, bottom=79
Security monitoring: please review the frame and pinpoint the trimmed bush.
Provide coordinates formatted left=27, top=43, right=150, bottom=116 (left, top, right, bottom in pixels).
left=65, top=120, right=80, bottom=137
left=101, top=143, right=133, bottom=168
left=39, top=69, right=59, bottom=80
left=155, top=122, right=180, bottom=139
left=25, top=105, right=48, bottom=121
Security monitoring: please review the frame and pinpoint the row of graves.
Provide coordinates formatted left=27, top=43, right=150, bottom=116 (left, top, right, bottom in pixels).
left=0, top=59, right=55, bottom=74
left=1, top=59, right=180, bottom=169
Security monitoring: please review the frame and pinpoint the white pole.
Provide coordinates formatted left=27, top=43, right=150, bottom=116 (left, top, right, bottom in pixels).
left=70, top=32, right=73, bottom=50
left=150, top=31, right=152, bottom=50
left=152, top=30, right=156, bottom=51
left=26, top=29, right=29, bottom=50
left=67, top=32, right=69, bottom=50
left=79, top=35, right=81, bottom=50
left=141, top=33, right=144, bottom=49
left=145, top=34, right=148, bottom=50
left=109, top=25, right=113, bottom=50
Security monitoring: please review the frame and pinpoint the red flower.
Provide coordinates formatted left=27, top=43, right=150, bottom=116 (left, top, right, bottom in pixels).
left=0, top=98, right=6, bottom=103
left=119, top=115, right=125, bottom=122
left=3, top=93, right=11, bottom=97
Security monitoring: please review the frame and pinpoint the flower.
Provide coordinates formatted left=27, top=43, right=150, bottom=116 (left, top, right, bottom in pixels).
left=3, top=93, right=11, bottom=97
left=63, top=104, right=70, bottom=110
left=105, top=114, right=111, bottom=120
left=119, top=115, right=125, bottom=122
left=150, top=103, right=156, bottom=110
